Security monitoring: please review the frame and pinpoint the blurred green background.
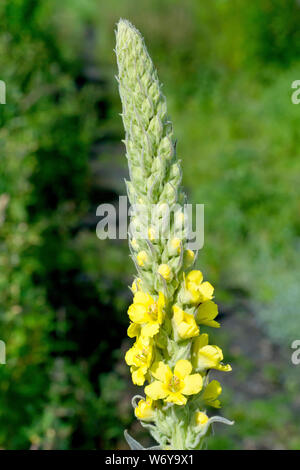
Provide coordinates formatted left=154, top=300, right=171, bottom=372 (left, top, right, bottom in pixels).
left=0, top=0, right=300, bottom=450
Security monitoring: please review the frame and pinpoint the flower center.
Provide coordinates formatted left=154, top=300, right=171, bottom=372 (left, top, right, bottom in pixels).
left=168, top=375, right=181, bottom=393
left=136, top=348, right=148, bottom=364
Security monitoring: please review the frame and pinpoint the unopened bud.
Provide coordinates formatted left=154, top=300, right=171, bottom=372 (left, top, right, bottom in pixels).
left=137, top=250, right=149, bottom=267
left=183, top=249, right=195, bottom=268
left=158, top=264, right=173, bottom=282
left=168, top=237, right=181, bottom=256
left=195, top=411, right=209, bottom=427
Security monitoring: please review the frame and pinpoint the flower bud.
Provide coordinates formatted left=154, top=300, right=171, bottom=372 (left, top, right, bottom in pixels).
left=168, top=237, right=181, bottom=256
left=137, top=250, right=149, bottom=267
left=160, top=182, right=177, bottom=205
left=148, top=227, right=156, bottom=242
left=158, top=263, right=173, bottom=282
left=130, top=238, right=139, bottom=251
left=195, top=411, right=209, bottom=427
left=183, top=249, right=195, bottom=268
left=135, top=397, right=155, bottom=422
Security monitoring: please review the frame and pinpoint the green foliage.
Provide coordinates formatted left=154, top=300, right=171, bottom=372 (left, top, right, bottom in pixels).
left=0, top=105, right=53, bottom=449
left=0, top=0, right=130, bottom=449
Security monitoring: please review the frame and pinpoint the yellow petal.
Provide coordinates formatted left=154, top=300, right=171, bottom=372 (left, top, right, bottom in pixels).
left=131, top=367, right=145, bottom=386
left=173, top=307, right=199, bottom=339
left=204, top=379, right=222, bottom=397
left=127, top=322, right=140, bottom=338
left=141, top=322, right=160, bottom=338
left=203, top=380, right=222, bottom=408
left=135, top=398, right=155, bottom=421
left=183, top=249, right=195, bottom=267
left=151, top=361, right=172, bottom=382
left=177, top=322, right=199, bottom=339
left=128, top=303, right=148, bottom=323
left=173, top=305, right=184, bottom=321
left=133, top=291, right=153, bottom=306
left=181, top=374, right=203, bottom=395
left=196, top=345, right=223, bottom=370
left=156, top=309, right=163, bottom=325
left=174, top=359, right=192, bottom=379
left=196, top=301, right=220, bottom=327
left=136, top=335, right=152, bottom=351
left=193, top=333, right=209, bottom=353
left=187, top=270, right=203, bottom=284
left=125, top=346, right=136, bottom=366
left=157, top=292, right=165, bottom=310
left=157, top=292, right=165, bottom=324
left=204, top=319, right=220, bottom=328
left=198, top=282, right=214, bottom=301
left=206, top=398, right=221, bottom=408
left=173, top=305, right=184, bottom=323
left=188, top=286, right=201, bottom=304
left=165, top=392, right=187, bottom=405
left=145, top=380, right=168, bottom=400
left=195, top=411, right=209, bottom=426
left=216, top=363, right=232, bottom=372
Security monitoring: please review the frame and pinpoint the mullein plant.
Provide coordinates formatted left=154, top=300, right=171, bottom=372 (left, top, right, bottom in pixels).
left=115, top=19, right=233, bottom=450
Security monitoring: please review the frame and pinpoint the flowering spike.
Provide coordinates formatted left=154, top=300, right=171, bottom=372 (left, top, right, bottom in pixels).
left=116, top=19, right=232, bottom=450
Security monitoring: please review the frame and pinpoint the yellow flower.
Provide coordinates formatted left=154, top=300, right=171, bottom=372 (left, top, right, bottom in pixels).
left=192, top=334, right=231, bottom=372
left=202, top=380, right=222, bottom=408
left=196, top=300, right=220, bottom=328
left=128, top=291, right=165, bottom=338
left=135, top=397, right=155, bottom=421
left=158, top=264, right=173, bottom=282
left=125, top=336, right=153, bottom=385
left=172, top=305, right=199, bottom=339
left=195, top=411, right=209, bottom=427
left=186, top=270, right=214, bottom=304
left=137, top=250, right=149, bottom=267
left=183, top=249, right=195, bottom=268
left=145, top=360, right=203, bottom=406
